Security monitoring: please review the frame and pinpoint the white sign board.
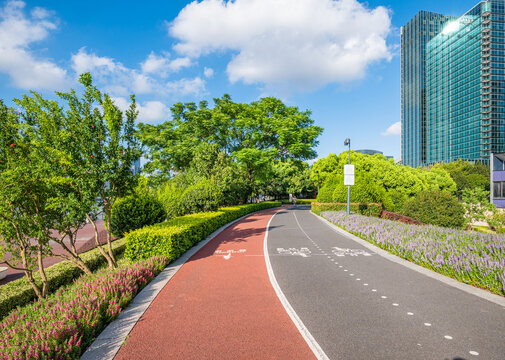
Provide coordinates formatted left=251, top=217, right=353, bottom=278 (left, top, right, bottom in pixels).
left=344, top=164, right=355, bottom=186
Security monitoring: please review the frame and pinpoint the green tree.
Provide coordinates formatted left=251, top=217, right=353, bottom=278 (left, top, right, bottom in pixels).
left=462, top=187, right=496, bottom=226
left=0, top=100, right=52, bottom=298
left=55, top=73, right=141, bottom=268
left=138, top=95, right=323, bottom=200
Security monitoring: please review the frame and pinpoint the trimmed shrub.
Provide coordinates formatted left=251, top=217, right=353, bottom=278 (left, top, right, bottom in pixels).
left=110, top=194, right=166, bottom=237
left=316, top=174, right=339, bottom=203
left=157, top=181, right=185, bottom=220
left=0, top=239, right=127, bottom=320
left=332, top=173, right=394, bottom=211
left=402, top=190, right=465, bottom=229
left=281, top=199, right=315, bottom=205
left=311, top=202, right=382, bottom=218
left=179, top=179, right=224, bottom=215
left=125, top=202, right=281, bottom=261
left=0, top=257, right=168, bottom=359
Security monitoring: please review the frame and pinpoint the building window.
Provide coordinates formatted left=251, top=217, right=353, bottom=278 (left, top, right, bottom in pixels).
left=494, top=181, right=505, bottom=199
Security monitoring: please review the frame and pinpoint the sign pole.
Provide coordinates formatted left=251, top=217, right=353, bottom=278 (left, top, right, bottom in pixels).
left=344, top=138, right=352, bottom=215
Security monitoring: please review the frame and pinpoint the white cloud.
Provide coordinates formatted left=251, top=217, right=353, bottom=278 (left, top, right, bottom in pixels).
left=112, top=96, right=170, bottom=124
left=140, top=52, right=192, bottom=77
left=0, top=0, right=67, bottom=90
left=166, top=77, right=206, bottom=96
left=169, top=0, right=392, bottom=92
left=204, top=67, right=214, bottom=78
left=71, top=48, right=204, bottom=97
left=382, top=121, right=401, bottom=136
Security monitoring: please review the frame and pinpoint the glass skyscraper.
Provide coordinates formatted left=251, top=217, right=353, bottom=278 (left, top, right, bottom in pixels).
left=401, top=0, right=505, bottom=167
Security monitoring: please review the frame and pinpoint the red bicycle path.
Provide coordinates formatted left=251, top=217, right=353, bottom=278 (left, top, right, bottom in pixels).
left=115, top=208, right=316, bottom=360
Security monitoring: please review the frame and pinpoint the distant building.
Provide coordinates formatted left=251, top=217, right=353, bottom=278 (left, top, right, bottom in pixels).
left=402, top=0, right=505, bottom=167
left=491, top=153, right=505, bottom=208
left=355, top=149, right=394, bottom=160
left=131, top=158, right=141, bottom=175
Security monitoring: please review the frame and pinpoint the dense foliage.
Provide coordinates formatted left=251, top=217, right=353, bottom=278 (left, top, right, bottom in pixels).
left=312, top=202, right=383, bottom=218
left=125, top=202, right=281, bottom=261
left=0, top=257, right=167, bottom=359
left=110, top=194, right=166, bottom=237
left=321, top=211, right=505, bottom=296
left=402, top=191, right=466, bottom=229
left=138, top=95, right=322, bottom=201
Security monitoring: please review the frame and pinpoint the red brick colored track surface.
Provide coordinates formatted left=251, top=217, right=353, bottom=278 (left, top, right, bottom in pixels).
left=115, top=209, right=316, bottom=360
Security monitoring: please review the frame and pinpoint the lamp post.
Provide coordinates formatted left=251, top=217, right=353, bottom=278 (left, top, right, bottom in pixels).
left=316, top=171, right=319, bottom=198
left=344, top=138, right=351, bottom=215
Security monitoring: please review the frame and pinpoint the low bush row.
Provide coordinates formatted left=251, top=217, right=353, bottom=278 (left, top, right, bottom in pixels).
left=311, top=202, right=383, bottom=218
left=280, top=199, right=316, bottom=205
left=0, top=239, right=126, bottom=320
left=125, top=202, right=281, bottom=261
left=0, top=256, right=168, bottom=359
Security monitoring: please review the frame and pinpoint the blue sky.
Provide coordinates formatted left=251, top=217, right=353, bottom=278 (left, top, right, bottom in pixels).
left=0, top=0, right=480, bottom=161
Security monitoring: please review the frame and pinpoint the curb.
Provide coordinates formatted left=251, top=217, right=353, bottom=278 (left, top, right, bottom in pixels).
left=311, top=211, right=505, bottom=308
left=81, top=207, right=279, bottom=360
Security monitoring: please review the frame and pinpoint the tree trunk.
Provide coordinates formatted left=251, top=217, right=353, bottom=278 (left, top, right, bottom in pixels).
left=20, top=247, right=44, bottom=299
left=87, top=214, right=116, bottom=269
left=53, top=232, right=92, bottom=275
left=104, top=208, right=117, bottom=268
left=37, top=246, right=48, bottom=298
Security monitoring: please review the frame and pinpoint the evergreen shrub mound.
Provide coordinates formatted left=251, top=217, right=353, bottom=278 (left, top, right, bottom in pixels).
left=125, top=202, right=281, bottom=261
left=402, top=190, right=465, bottom=229
left=111, top=194, right=166, bottom=237
left=317, top=174, right=339, bottom=203
left=312, top=202, right=382, bottom=217
left=179, top=179, right=224, bottom=215
left=157, top=181, right=185, bottom=219
left=0, top=239, right=126, bottom=320
left=332, top=173, right=394, bottom=211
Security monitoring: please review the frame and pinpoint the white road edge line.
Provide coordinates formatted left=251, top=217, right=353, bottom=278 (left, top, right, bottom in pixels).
left=264, top=211, right=331, bottom=360
left=311, top=211, right=505, bottom=308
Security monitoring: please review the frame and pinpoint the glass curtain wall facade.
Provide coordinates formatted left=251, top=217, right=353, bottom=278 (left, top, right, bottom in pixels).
left=401, top=11, right=451, bottom=167
left=402, top=0, right=505, bottom=167
left=426, top=4, right=484, bottom=164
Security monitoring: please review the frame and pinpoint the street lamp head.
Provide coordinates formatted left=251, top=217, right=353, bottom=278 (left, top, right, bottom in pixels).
left=344, top=138, right=350, bottom=146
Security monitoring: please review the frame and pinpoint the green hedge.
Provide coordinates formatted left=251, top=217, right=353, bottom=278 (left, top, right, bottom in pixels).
left=125, top=202, right=281, bottom=261
left=281, top=199, right=315, bottom=205
left=311, top=202, right=383, bottom=217
left=0, top=238, right=126, bottom=320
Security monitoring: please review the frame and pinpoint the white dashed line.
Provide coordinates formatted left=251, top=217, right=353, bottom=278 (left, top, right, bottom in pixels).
left=424, top=323, right=431, bottom=327
left=350, top=274, right=354, bottom=276
left=372, top=289, right=377, bottom=292
left=363, top=283, right=368, bottom=286
left=381, top=296, right=387, bottom=299
left=339, top=266, right=343, bottom=268
left=344, top=270, right=348, bottom=272
left=392, top=303, right=399, bottom=307
left=327, top=256, right=331, bottom=259
left=356, top=278, right=360, bottom=281
left=444, top=335, right=453, bottom=340
left=469, top=351, right=479, bottom=356
left=407, top=312, right=414, bottom=316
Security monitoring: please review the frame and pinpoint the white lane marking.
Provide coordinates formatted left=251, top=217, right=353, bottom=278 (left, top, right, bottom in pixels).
left=381, top=296, right=387, bottom=299
left=407, top=312, right=414, bottom=316
left=332, top=247, right=373, bottom=257
left=350, top=274, right=354, bottom=276
left=364, top=284, right=368, bottom=286
left=277, top=247, right=311, bottom=257
left=392, top=303, right=399, bottom=307
left=344, top=270, right=348, bottom=272
left=424, top=323, right=431, bottom=327
left=265, top=211, right=330, bottom=360
left=356, top=278, right=360, bottom=281
left=444, top=335, right=453, bottom=340
left=327, top=256, right=331, bottom=259
left=469, top=351, right=479, bottom=356
left=214, top=249, right=246, bottom=260
left=372, top=289, right=377, bottom=292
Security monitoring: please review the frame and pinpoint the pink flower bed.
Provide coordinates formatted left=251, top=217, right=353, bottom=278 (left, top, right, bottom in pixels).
left=0, top=257, right=168, bottom=359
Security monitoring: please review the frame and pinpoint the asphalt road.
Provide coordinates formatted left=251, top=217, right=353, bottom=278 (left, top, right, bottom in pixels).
left=267, top=206, right=505, bottom=360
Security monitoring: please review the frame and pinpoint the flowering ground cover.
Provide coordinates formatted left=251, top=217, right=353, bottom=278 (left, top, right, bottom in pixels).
left=0, top=257, right=168, bottom=360
left=321, top=211, right=505, bottom=296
